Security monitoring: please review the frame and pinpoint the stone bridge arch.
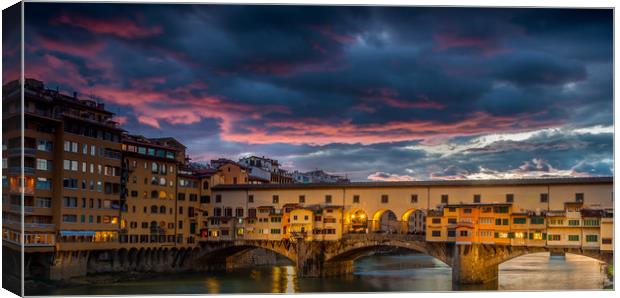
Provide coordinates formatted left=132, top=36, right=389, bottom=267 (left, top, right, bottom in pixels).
left=324, top=236, right=452, bottom=265
left=451, top=244, right=614, bottom=284
left=191, top=240, right=298, bottom=270
left=292, top=235, right=454, bottom=277
left=495, top=246, right=613, bottom=266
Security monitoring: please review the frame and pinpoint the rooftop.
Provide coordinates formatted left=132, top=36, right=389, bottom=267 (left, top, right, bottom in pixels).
left=212, top=176, right=612, bottom=190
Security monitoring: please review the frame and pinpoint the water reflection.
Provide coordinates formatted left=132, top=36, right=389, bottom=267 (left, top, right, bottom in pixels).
left=33, top=252, right=609, bottom=295
left=499, top=252, right=608, bottom=291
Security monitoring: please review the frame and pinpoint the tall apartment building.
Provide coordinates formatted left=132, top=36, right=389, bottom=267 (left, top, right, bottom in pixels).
left=119, top=134, right=183, bottom=247
left=3, top=78, right=123, bottom=253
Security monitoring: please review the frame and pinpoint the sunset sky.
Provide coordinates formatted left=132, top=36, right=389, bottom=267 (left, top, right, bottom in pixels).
left=16, top=4, right=613, bottom=181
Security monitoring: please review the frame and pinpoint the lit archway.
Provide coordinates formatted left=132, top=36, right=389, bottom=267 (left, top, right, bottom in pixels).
left=371, top=209, right=399, bottom=233
left=402, top=208, right=425, bottom=235
left=345, top=209, right=368, bottom=233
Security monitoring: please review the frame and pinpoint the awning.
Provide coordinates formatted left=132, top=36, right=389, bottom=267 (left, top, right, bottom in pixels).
left=59, top=230, right=96, bottom=237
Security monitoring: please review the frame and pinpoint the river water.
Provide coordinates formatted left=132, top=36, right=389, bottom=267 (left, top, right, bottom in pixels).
left=38, top=252, right=610, bottom=295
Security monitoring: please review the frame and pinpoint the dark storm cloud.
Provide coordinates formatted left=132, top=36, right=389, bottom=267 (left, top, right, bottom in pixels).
left=20, top=4, right=613, bottom=180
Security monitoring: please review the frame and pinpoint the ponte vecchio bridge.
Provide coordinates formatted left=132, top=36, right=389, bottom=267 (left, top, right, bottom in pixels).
left=194, top=177, right=614, bottom=284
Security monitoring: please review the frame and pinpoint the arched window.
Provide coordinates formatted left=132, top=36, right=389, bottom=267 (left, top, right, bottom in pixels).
left=203, top=181, right=209, bottom=190
left=150, top=221, right=157, bottom=228
left=159, top=190, right=167, bottom=199
left=151, top=190, right=158, bottom=199
left=160, top=177, right=166, bottom=186
left=151, top=162, right=159, bottom=173
left=150, top=205, right=158, bottom=214
left=151, top=176, right=158, bottom=185
left=160, top=206, right=166, bottom=213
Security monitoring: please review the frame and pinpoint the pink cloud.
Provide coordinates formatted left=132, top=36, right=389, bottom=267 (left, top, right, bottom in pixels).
left=137, top=116, right=161, bottom=129
left=311, top=25, right=355, bottom=44
left=367, top=171, right=415, bottom=182
left=37, top=35, right=106, bottom=57
left=221, top=111, right=563, bottom=146
left=52, top=13, right=162, bottom=39
left=362, top=88, right=445, bottom=110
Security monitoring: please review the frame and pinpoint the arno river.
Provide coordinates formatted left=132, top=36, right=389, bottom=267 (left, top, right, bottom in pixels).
left=36, top=252, right=610, bottom=295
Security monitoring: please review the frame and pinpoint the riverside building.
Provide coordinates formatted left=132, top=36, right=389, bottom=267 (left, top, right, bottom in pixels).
left=2, top=79, right=123, bottom=254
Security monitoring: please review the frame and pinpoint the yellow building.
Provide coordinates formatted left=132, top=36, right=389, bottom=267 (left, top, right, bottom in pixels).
left=119, top=134, right=180, bottom=247
left=600, top=210, right=613, bottom=251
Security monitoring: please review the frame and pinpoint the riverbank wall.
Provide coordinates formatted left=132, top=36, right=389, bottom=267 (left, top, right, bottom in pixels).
left=23, top=247, right=282, bottom=282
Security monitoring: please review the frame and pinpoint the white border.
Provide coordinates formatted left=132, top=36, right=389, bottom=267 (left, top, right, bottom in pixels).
left=0, top=2, right=617, bottom=298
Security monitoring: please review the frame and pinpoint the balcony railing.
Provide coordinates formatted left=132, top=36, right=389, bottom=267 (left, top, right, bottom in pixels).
left=3, top=219, right=56, bottom=229
left=9, top=204, right=34, bottom=213
left=6, top=147, right=37, bottom=156
left=7, top=166, right=35, bottom=175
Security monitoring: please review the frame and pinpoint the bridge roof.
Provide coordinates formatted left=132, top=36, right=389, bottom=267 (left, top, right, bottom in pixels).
left=212, top=176, right=612, bottom=190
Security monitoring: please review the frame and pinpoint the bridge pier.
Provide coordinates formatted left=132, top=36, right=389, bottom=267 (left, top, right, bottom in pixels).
left=451, top=244, right=499, bottom=284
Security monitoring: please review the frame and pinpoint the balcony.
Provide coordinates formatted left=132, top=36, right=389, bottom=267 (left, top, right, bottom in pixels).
left=6, top=147, right=36, bottom=157
left=25, top=223, right=56, bottom=229
left=9, top=204, right=34, bottom=213
left=7, top=166, right=35, bottom=175
left=3, top=219, right=55, bottom=229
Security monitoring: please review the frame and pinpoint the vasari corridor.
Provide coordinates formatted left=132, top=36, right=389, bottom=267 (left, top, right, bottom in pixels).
left=1, top=2, right=615, bottom=296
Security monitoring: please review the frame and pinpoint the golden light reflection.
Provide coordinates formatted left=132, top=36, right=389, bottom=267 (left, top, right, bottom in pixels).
left=271, top=266, right=281, bottom=293
left=271, top=265, right=299, bottom=293
left=205, top=277, right=220, bottom=293
left=284, top=265, right=298, bottom=293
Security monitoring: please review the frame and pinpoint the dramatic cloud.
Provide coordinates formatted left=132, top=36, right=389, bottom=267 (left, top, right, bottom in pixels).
left=19, top=4, right=613, bottom=181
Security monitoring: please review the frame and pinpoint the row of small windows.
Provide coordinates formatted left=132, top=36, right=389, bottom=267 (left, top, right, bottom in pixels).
left=129, top=160, right=175, bottom=175
left=64, top=141, right=121, bottom=159
left=122, top=144, right=176, bottom=160
left=62, top=214, right=118, bottom=224
left=431, top=216, right=545, bottom=225
left=219, top=193, right=584, bottom=204
left=63, top=160, right=120, bottom=176
left=64, top=120, right=120, bottom=142
left=548, top=234, right=599, bottom=242
left=62, top=197, right=118, bottom=209
left=62, top=178, right=120, bottom=194
left=449, top=193, right=585, bottom=204
left=242, top=194, right=420, bottom=204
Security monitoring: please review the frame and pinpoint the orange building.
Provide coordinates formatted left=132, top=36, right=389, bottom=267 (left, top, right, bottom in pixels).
left=3, top=79, right=123, bottom=253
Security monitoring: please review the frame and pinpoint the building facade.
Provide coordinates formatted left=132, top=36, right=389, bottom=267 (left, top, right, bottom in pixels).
left=3, top=78, right=123, bottom=253
left=205, top=178, right=613, bottom=249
